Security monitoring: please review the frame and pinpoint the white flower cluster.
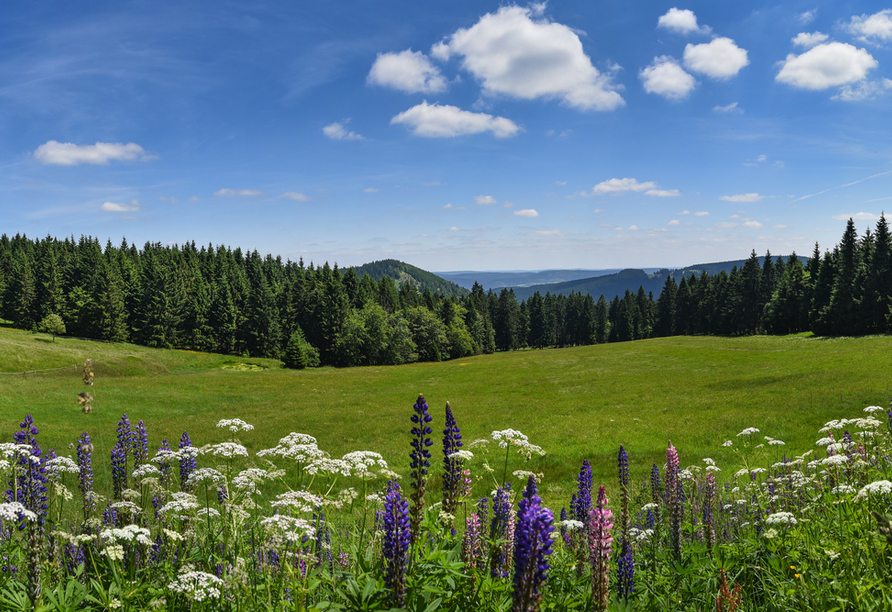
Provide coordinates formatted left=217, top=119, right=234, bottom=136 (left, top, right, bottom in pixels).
left=168, top=571, right=224, bottom=602
left=490, top=429, right=545, bottom=458
left=200, top=442, right=249, bottom=459
left=216, top=418, right=254, bottom=433
left=159, top=492, right=199, bottom=518
left=232, top=468, right=269, bottom=494
left=100, top=524, right=152, bottom=545
left=736, top=427, right=760, bottom=437
left=308, top=458, right=352, bottom=477
left=132, top=464, right=160, bottom=480
left=820, top=417, right=882, bottom=433
left=629, top=527, right=654, bottom=542
left=270, top=490, right=323, bottom=513
left=559, top=519, right=585, bottom=531
left=764, top=512, right=798, bottom=527
left=854, top=480, right=892, bottom=501
left=260, top=515, right=315, bottom=543
left=764, top=436, right=785, bottom=446
left=186, top=468, right=226, bottom=489
left=45, top=456, right=80, bottom=479
left=0, top=502, right=37, bottom=522
left=0, top=443, right=41, bottom=464
left=257, top=433, right=325, bottom=465
left=863, top=406, right=886, bottom=414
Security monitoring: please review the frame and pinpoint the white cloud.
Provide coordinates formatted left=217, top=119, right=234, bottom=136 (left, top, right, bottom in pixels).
left=774, top=224, right=787, bottom=229
left=832, top=78, right=892, bottom=101
left=680, top=210, right=690, bottom=215
left=214, top=189, right=263, bottom=196
left=792, top=32, right=829, bottom=48
left=449, top=226, right=461, bottom=231
left=431, top=5, right=624, bottom=111
left=713, top=102, right=742, bottom=113
left=832, top=212, right=880, bottom=221
left=592, top=178, right=658, bottom=194
left=716, top=221, right=738, bottom=228
left=720, top=193, right=763, bottom=202
left=640, top=56, right=697, bottom=100
left=668, top=219, right=680, bottom=226
left=364, top=188, right=379, bottom=193
left=367, top=49, right=448, bottom=93
left=34, top=141, right=152, bottom=165
left=100, top=199, right=141, bottom=212
left=757, top=154, right=767, bottom=162
left=628, top=225, right=639, bottom=231
left=798, top=10, right=816, bottom=25
left=531, top=229, right=568, bottom=236
left=503, top=201, right=514, bottom=208
left=776, top=43, right=876, bottom=90
left=683, top=38, right=749, bottom=79
left=694, top=211, right=710, bottom=216
left=657, top=8, right=712, bottom=35
left=159, top=196, right=178, bottom=203
left=514, top=208, right=539, bottom=217
left=280, top=192, right=311, bottom=201
left=442, top=203, right=466, bottom=210
left=555, top=180, right=567, bottom=185
left=391, top=102, right=519, bottom=138
left=743, top=221, right=763, bottom=228
left=475, top=195, right=497, bottom=205
left=323, top=121, right=364, bottom=140
left=189, top=196, right=200, bottom=202
left=646, top=189, right=681, bottom=197
left=846, top=9, right=892, bottom=43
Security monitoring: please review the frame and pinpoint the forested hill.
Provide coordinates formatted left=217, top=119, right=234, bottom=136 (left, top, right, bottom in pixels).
left=505, top=256, right=783, bottom=301
left=350, top=259, right=469, bottom=298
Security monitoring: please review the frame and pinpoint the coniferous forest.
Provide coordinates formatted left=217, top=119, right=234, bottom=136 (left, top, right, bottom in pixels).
left=0, top=215, right=889, bottom=367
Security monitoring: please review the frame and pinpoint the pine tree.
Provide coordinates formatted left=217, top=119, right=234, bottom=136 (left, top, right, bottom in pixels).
left=827, top=219, right=859, bottom=335
left=654, top=275, right=678, bottom=337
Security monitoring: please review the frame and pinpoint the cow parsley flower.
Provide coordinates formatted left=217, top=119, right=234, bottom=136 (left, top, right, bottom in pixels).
left=764, top=512, right=798, bottom=527
left=854, top=480, right=892, bottom=501
left=200, top=443, right=248, bottom=459
left=168, top=571, right=224, bottom=602
left=736, top=427, right=759, bottom=437
left=216, top=419, right=254, bottom=433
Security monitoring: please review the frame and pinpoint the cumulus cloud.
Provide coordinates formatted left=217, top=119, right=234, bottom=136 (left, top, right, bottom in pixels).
left=832, top=212, right=880, bottom=221
left=793, top=32, right=829, bottom=48
left=592, top=178, right=658, bottom=194
left=668, top=219, right=680, bottom=225
left=442, top=203, right=466, bottom=210
left=214, top=189, right=263, bottom=196
left=101, top=199, right=141, bottom=212
left=776, top=43, right=876, bottom=90
left=514, top=208, right=539, bottom=217
left=367, top=49, right=448, bottom=93
left=716, top=221, right=738, bottom=228
left=832, top=78, right=892, bottom=101
left=657, top=8, right=712, bottom=35
left=475, top=195, right=497, bottom=205
left=646, top=189, right=681, bottom=197
left=694, top=211, right=710, bottom=216
left=713, top=102, right=742, bottom=113
left=683, top=38, right=749, bottom=79
left=280, top=192, right=311, bottom=201
left=391, top=102, right=519, bottom=138
left=721, top=193, right=764, bottom=202
left=798, top=10, right=816, bottom=24
left=431, top=5, right=624, bottom=111
left=846, top=9, right=892, bottom=43
left=743, top=220, right=763, bottom=228
left=34, top=141, right=153, bottom=165
left=323, top=121, right=364, bottom=140
left=640, top=56, right=697, bottom=100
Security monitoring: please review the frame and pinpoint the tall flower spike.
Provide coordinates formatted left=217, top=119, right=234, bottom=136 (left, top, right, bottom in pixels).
left=617, top=446, right=630, bottom=546
left=382, top=481, right=411, bottom=608
left=134, top=420, right=148, bottom=469
left=111, top=442, right=127, bottom=500
left=589, top=486, right=613, bottom=612
left=76, top=431, right=94, bottom=519
left=666, top=441, right=682, bottom=560
left=704, top=472, right=716, bottom=554
left=511, top=476, right=554, bottom=612
left=442, top=401, right=463, bottom=514
left=157, top=439, right=173, bottom=489
left=179, top=431, right=196, bottom=491
left=616, top=540, right=634, bottom=600
left=409, top=393, right=433, bottom=540
left=7, top=416, right=49, bottom=529
left=490, top=484, right=513, bottom=578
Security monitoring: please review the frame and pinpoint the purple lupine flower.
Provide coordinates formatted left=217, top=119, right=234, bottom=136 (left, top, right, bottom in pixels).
left=573, top=460, right=593, bottom=522
left=7, top=416, right=49, bottom=529
left=462, top=511, right=484, bottom=570
left=178, top=431, right=196, bottom=491
left=134, top=420, right=149, bottom=469
left=102, top=502, right=118, bottom=527
left=62, top=542, right=85, bottom=577
left=116, top=414, right=134, bottom=455
left=490, top=484, right=513, bottom=578
left=617, top=446, right=630, bottom=546
left=511, top=476, right=554, bottom=612
left=650, top=464, right=661, bottom=505
left=442, top=401, right=463, bottom=514
left=110, top=443, right=127, bottom=500
left=616, top=540, right=634, bottom=599
left=314, top=506, right=333, bottom=575
left=409, top=394, right=433, bottom=539
left=666, top=441, right=682, bottom=560
left=588, top=485, right=613, bottom=612
left=560, top=508, right=570, bottom=546
left=157, top=439, right=173, bottom=489
left=76, top=431, right=94, bottom=519
left=703, top=472, right=716, bottom=552
left=382, top=480, right=411, bottom=608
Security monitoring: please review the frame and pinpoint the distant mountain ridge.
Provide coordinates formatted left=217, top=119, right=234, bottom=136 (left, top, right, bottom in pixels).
left=350, top=259, right=469, bottom=298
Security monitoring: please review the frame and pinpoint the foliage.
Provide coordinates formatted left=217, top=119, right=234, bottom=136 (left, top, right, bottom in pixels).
left=37, top=313, right=66, bottom=341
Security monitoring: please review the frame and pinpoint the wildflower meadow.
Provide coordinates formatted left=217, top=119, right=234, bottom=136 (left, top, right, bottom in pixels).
left=1, top=391, right=891, bottom=611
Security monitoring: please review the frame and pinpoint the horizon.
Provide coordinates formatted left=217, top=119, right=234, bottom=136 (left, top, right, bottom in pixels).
left=2, top=1, right=891, bottom=270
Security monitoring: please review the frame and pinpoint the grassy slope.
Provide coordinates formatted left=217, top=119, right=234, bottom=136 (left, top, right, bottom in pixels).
left=1, top=327, right=888, bottom=506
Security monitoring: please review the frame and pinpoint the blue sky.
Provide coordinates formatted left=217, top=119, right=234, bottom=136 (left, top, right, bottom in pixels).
left=3, top=1, right=892, bottom=271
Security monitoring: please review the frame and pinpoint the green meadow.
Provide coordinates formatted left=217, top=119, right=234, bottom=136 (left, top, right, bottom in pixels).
left=0, top=326, right=887, bottom=505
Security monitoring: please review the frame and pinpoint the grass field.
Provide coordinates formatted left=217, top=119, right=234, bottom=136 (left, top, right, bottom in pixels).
left=0, top=326, right=888, bottom=507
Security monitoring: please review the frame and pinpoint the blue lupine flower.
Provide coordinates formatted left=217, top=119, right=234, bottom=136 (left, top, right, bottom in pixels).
left=616, top=540, right=634, bottom=599
left=511, top=476, right=554, bottom=612
left=179, top=431, right=196, bottom=491
left=490, top=483, right=512, bottom=578
left=382, top=480, right=411, bottom=608
left=573, top=460, right=592, bottom=523
left=7, top=416, right=49, bottom=529
left=442, top=401, right=463, bottom=514
left=157, top=439, right=172, bottom=489
left=618, top=446, right=629, bottom=488
left=409, top=394, right=433, bottom=536
left=134, top=420, right=148, bottom=469
left=110, top=442, right=127, bottom=500
left=103, top=502, right=118, bottom=527
left=76, top=431, right=94, bottom=518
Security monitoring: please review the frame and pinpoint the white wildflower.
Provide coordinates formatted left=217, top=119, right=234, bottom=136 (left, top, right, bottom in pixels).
left=831, top=484, right=855, bottom=495
left=309, top=458, right=351, bottom=477
left=186, top=468, right=226, bottom=488
left=216, top=418, right=254, bottom=433
left=734, top=469, right=749, bottom=479
left=365, top=493, right=382, bottom=504
left=822, top=455, right=849, bottom=467
left=168, top=571, right=224, bottom=602
left=200, top=442, right=248, bottom=459
left=706, top=465, right=721, bottom=472
left=641, top=502, right=659, bottom=511
left=863, top=406, right=885, bottom=414
left=232, top=468, right=269, bottom=494
left=560, top=519, right=585, bottom=531
left=162, top=529, right=183, bottom=542
left=270, top=491, right=323, bottom=513
left=763, top=528, right=778, bottom=539
left=260, top=515, right=314, bottom=543
left=764, top=512, right=797, bottom=526
left=736, top=427, right=759, bottom=437
left=197, top=507, right=221, bottom=518
left=855, top=480, right=892, bottom=501
left=100, top=524, right=152, bottom=545
left=702, top=458, right=715, bottom=466
left=448, top=450, right=475, bottom=461
left=132, top=464, right=160, bottom=480
left=102, top=545, right=125, bottom=561
left=45, top=456, right=80, bottom=479
left=110, top=501, right=142, bottom=515
left=0, top=502, right=37, bottom=522
left=768, top=439, right=785, bottom=446
left=721, top=440, right=733, bottom=447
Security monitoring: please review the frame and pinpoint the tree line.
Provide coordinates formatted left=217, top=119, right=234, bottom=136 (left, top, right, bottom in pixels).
left=0, top=216, right=887, bottom=367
